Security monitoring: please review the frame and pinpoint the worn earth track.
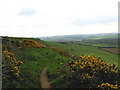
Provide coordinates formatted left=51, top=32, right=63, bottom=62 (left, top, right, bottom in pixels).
left=40, top=67, right=51, bottom=88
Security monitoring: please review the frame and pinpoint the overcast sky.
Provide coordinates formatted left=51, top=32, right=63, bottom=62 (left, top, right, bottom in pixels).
left=0, top=0, right=119, bottom=37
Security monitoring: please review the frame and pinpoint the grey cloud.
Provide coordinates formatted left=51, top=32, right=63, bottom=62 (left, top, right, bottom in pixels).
left=19, top=8, right=36, bottom=16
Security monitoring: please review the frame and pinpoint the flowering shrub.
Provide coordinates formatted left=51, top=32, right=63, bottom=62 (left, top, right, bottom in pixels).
left=3, top=51, right=23, bottom=78
left=19, top=39, right=46, bottom=49
left=51, top=47, right=70, bottom=57
left=98, top=82, right=118, bottom=89
left=2, top=37, right=24, bottom=88
left=2, top=37, right=12, bottom=51
left=57, top=55, right=119, bottom=88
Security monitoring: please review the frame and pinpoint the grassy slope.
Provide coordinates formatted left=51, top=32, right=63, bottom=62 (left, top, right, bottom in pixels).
left=4, top=37, right=119, bottom=88
left=45, top=42, right=119, bottom=66
left=7, top=37, right=69, bottom=88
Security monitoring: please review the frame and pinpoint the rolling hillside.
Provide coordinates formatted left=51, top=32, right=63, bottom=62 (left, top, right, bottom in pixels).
left=40, top=33, right=119, bottom=41
left=45, top=41, right=119, bottom=66
left=2, top=36, right=119, bottom=88
left=40, top=33, right=120, bottom=48
left=2, top=37, right=70, bottom=88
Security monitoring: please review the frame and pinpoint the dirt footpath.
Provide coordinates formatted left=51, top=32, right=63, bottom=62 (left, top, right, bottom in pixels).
left=40, top=67, right=51, bottom=88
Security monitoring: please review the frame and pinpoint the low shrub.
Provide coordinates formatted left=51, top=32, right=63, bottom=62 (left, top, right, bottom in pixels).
left=2, top=50, right=24, bottom=88
left=51, top=47, right=70, bottom=57
left=19, top=39, right=46, bottom=49
left=57, top=55, right=119, bottom=89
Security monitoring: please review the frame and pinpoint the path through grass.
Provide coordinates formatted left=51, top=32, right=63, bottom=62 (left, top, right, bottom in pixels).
left=40, top=66, right=51, bottom=88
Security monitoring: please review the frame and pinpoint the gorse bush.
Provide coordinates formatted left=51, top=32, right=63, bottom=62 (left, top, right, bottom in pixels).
left=2, top=38, right=12, bottom=52
left=19, top=39, right=46, bottom=49
left=51, top=47, right=70, bottom=57
left=3, top=51, right=23, bottom=78
left=57, top=55, right=119, bottom=89
left=2, top=37, right=24, bottom=88
left=98, top=82, right=118, bottom=89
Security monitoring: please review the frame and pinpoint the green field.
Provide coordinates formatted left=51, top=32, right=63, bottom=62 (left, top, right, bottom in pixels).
left=77, top=38, right=119, bottom=47
left=45, top=41, right=119, bottom=66
left=2, top=36, right=119, bottom=88
left=41, top=33, right=120, bottom=48
left=41, top=33, right=119, bottom=41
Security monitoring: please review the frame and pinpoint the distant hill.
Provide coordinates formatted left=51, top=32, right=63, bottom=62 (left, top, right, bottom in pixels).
left=39, top=33, right=119, bottom=42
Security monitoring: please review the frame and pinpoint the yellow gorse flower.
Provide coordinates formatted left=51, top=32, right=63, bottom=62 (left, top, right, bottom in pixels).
left=57, top=55, right=118, bottom=88
left=20, top=39, right=46, bottom=49
left=51, top=47, right=70, bottom=57
left=3, top=50, right=24, bottom=79
left=98, top=83, right=118, bottom=89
